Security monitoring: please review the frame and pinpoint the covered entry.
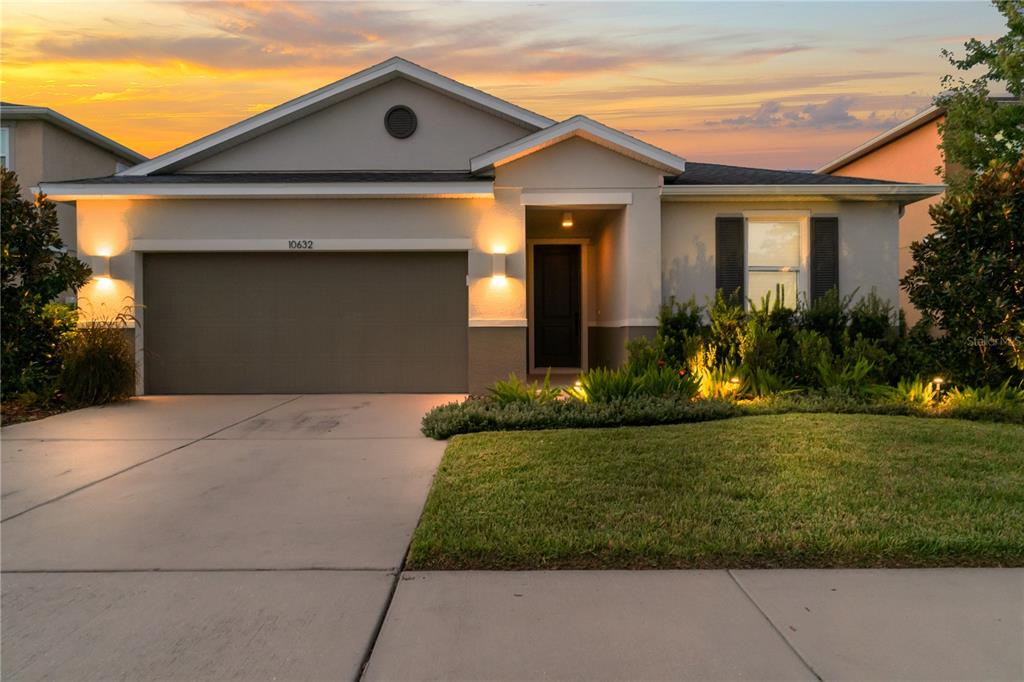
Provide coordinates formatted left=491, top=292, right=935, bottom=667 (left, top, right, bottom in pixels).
left=143, top=252, right=468, bottom=393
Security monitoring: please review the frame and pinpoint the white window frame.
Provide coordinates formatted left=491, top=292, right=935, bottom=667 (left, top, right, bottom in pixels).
left=742, top=210, right=810, bottom=309
left=0, top=127, right=9, bottom=168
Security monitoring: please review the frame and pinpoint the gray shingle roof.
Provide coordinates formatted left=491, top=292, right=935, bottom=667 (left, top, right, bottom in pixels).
left=667, top=162, right=903, bottom=185
left=60, top=171, right=488, bottom=184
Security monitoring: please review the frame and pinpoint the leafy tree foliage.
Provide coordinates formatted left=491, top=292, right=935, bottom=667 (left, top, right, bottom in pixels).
left=902, top=158, right=1024, bottom=384
left=936, top=0, right=1024, bottom=181
left=1, top=168, right=91, bottom=397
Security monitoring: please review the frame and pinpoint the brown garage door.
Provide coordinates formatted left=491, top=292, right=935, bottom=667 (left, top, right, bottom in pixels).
left=143, top=252, right=467, bottom=393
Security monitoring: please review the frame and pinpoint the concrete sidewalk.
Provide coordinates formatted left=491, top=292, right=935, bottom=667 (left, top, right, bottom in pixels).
left=365, top=568, right=1024, bottom=681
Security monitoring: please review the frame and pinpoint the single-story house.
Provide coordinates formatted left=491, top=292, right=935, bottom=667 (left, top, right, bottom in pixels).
left=40, top=57, right=944, bottom=395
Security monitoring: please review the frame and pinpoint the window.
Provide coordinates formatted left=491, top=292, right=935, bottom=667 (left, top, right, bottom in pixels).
left=746, top=218, right=806, bottom=308
left=0, top=128, right=8, bottom=168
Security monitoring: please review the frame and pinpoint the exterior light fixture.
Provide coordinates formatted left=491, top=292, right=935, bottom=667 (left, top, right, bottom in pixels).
left=91, top=254, right=111, bottom=279
left=728, top=376, right=741, bottom=385
left=932, top=376, right=945, bottom=391
left=561, top=211, right=574, bottom=228
left=491, top=252, right=507, bottom=280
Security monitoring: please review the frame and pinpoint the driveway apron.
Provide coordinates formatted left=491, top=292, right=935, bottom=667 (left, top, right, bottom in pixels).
left=1, top=394, right=453, bottom=681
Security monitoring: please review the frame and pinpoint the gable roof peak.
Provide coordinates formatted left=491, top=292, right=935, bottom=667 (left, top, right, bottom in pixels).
left=121, top=56, right=555, bottom=176
left=471, top=114, right=685, bottom=175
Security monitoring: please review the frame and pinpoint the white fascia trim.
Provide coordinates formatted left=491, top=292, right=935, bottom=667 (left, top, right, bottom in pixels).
left=589, top=319, right=660, bottom=328
left=661, top=184, right=945, bottom=201
left=469, top=318, right=528, bottom=327
left=132, top=238, right=474, bottom=252
left=520, top=191, right=633, bottom=206
left=121, top=57, right=555, bottom=177
left=0, top=105, right=147, bottom=164
left=38, top=181, right=494, bottom=200
left=471, top=115, right=685, bottom=175
left=814, top=105, right=944, bottom=174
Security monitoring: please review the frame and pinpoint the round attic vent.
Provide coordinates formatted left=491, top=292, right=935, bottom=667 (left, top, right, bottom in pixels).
left=384, top=105, right=417, bottom=139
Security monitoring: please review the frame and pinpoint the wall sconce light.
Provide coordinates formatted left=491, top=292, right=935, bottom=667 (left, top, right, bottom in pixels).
left=492, top=252, right=507, bottom=280
left=561, top=211, right=574, bottom=228
left=91, top=254, right=111, bottom=279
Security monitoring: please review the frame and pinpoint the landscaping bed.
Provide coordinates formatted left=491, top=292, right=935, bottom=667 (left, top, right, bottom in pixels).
left=407, top=413, right=1024, bottom=570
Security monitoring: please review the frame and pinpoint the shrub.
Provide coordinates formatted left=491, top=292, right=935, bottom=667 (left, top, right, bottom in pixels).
left=707, top=291, right=745, bottom=366
left=885, top=376, right=940, bottom=407
left=942, top=380, right=1024, bottom=410
left=566, top=367, right=640, bottom=403
left=817, top=357, right=883, bottom=400
left=624, top=336, right=665, bottom=375
left=488, top=370, right=560, bottom=405
left=690, top=346, right=742, bottom=400
left=59, top=304, right=136, bottom=406
left=634, top=365, right=700, bottom=400
left=742, top=366, right=797, bottom=398
left=421, top=395, right=744, bottom=439
left=658, top=297, right=706, bottom=366
left=903, top=157, right=1024, bottom=385
left=793, top=329, right=832, bottom=388
left=800, top=289, right=854, bottom=352
left=1, top=169, right=91, bottom=398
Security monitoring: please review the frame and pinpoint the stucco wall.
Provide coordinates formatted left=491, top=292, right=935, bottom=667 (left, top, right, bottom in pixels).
left=662, top=200, right=902, bottom=311
left=829, top=117, right=945, bottom=325
left=7, top=119, right=135, bottom=256
left=184, top=77, right=533, bottom=172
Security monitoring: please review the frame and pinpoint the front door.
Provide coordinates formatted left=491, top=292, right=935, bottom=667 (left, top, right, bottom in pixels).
left=534, top=244, right=581, bottom=368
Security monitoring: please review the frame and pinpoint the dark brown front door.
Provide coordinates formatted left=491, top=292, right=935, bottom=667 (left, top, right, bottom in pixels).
left=534, top=244, right=581, bottom=368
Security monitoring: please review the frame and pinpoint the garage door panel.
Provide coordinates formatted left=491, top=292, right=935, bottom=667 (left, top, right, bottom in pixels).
left=143, top=252, right=468, bottom=394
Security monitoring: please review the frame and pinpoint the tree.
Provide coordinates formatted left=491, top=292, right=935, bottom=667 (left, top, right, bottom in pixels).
left=901, top=157, right=1024, bottom=385
left=936, top=0, right=1024, bottom=182
left=1, top=168, right=91, bottom=398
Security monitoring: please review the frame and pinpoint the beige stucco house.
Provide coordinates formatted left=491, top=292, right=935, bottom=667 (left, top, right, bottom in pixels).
left=40, top=58, right=943, bottom=395
left=1, top=102, right=146, bottom=256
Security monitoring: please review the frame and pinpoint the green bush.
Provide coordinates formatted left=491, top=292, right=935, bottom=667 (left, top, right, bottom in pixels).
left=1, top=169, right=91, bottom=399
left=421, top=395, right=744, bottom=439
left=566, top=367, right=641, bottom=403
left=816, top=357, right=883, bottom=401
left=488, top=371, right=560, bottom=405
left=885, top=376, right=940, bottom=407
left=633, top=365, right=701, bottom=400
left=59, top=306, right=136, bottom=406
left=658, top=297, right=706, bottom=366
left=421, top=390, right=1024, bottom=440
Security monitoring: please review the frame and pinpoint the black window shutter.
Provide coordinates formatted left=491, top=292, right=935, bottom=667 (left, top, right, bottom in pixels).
left=810, top=216, right=839, bottom=302
left=715, top=216, right=745, bottom=303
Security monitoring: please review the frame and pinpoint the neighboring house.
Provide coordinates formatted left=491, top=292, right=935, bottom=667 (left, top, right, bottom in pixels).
left=1, top=102, right=146, bottom=256
left=41, top=58, right=942, bottom=395
left=816, top=105, right=947, bottom=325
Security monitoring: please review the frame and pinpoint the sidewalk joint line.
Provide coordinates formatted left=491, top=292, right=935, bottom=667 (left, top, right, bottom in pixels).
left=0, top=394, right=305, bottom=524
left=727, top=569, right=823, bottom=681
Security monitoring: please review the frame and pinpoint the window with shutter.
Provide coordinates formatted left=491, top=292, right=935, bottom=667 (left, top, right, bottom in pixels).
left=810, top=216, right=839, bottom=302
left=715, top=216, right=745, bottom=303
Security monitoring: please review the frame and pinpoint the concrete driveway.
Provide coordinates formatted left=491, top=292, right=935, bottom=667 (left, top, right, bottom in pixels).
left=1, top=394, right=456, bottom=681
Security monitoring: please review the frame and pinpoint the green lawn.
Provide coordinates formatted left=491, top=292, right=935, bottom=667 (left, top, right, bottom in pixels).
left=407, top=414, right=1024, bottom=569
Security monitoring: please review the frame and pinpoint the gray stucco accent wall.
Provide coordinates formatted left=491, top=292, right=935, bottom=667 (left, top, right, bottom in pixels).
left=588, top=326, right=657, bottom=369
left=469, top=327, right=527, bottom=395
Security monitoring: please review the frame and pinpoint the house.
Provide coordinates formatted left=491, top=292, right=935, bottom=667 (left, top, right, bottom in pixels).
left=815, top=105, right=947, bottom=325
left=40, top=58, right=943, bottom=395
left=1, top=102, right=146, bottom=257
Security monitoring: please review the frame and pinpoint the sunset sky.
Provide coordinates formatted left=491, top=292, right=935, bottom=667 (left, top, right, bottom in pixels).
left=0, top=1, right=1007, bottom=169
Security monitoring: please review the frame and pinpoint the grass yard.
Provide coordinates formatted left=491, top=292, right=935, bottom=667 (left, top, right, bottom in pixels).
left=407, top=413, right=1024, bottom=569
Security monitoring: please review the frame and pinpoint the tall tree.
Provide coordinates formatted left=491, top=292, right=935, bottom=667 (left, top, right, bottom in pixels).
left=936, top=0, right=1024, bottom=182
left=1, top=168, right=91, bottom=397
left=902, top=158, right=1024, bottom=384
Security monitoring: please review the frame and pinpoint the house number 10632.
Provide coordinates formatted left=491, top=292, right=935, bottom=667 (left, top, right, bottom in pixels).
left=288, top=240, right=314, bottom=249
